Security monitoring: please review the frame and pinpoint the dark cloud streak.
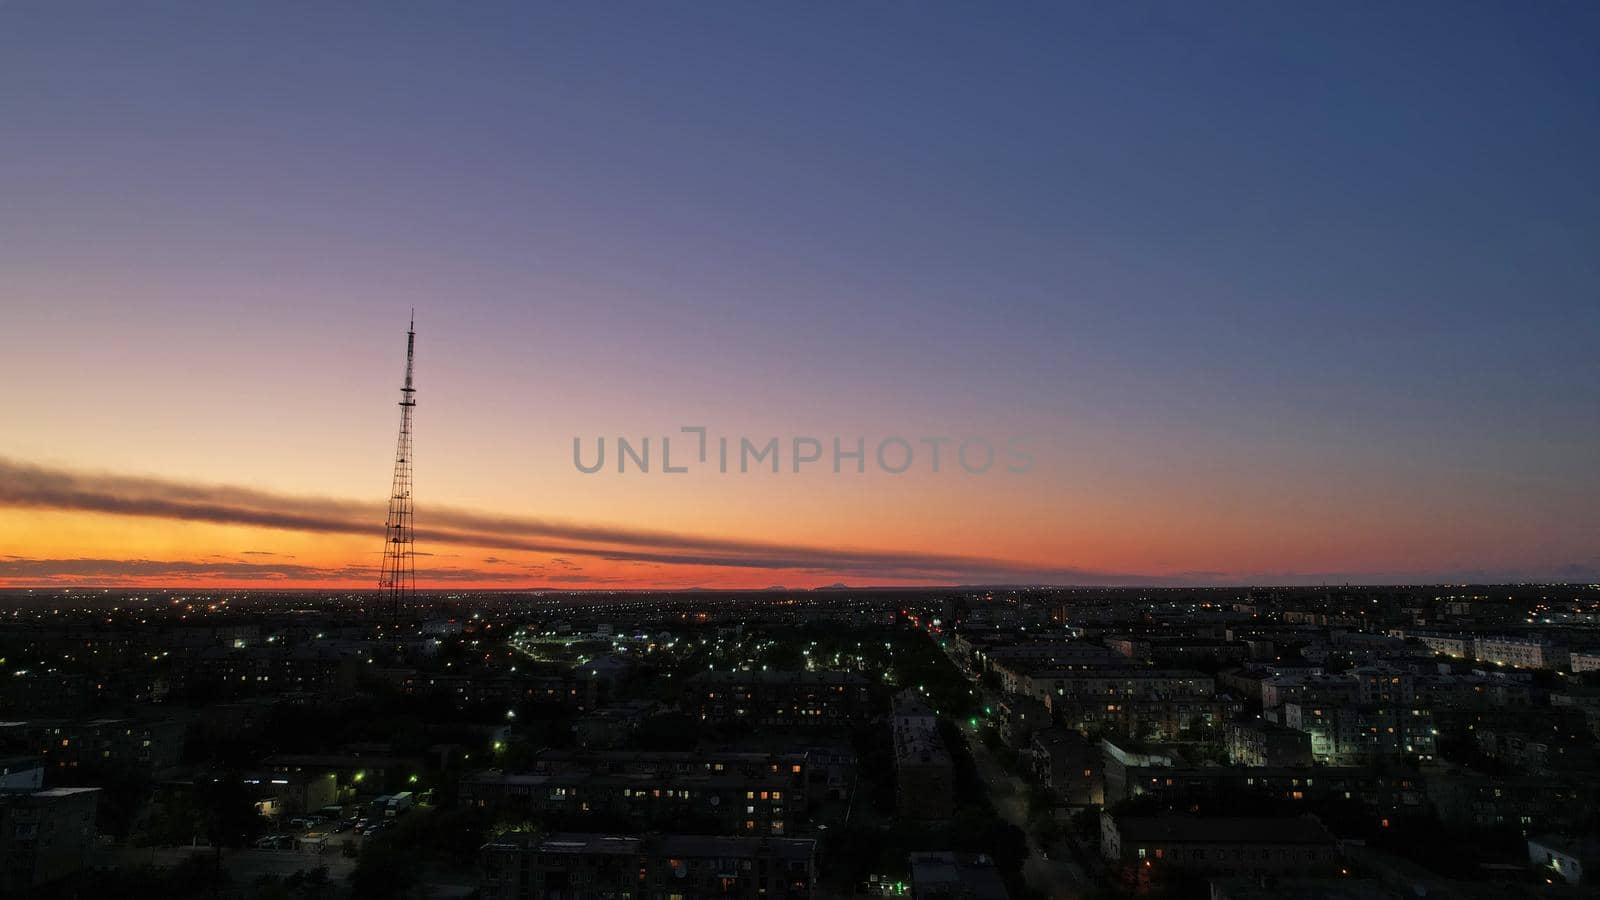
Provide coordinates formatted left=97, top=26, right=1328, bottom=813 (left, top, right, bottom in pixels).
left=0, top=556, right=532, bottom=583
left=0, top=457, right=1114, bottom=583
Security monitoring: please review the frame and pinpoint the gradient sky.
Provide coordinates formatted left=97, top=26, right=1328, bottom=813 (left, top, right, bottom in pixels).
left=2, top=3, right=1598, bottom=589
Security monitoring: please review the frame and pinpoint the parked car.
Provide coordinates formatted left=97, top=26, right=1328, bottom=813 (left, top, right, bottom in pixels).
left=254, top=834, right=293, bottom=850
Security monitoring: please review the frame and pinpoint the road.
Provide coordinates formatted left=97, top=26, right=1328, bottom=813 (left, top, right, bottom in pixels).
left=955, top=718, right=1087, bottom=899
left=934, top=635, right=1088, bottom=898
left=934, top=634, right=1088, bottom=890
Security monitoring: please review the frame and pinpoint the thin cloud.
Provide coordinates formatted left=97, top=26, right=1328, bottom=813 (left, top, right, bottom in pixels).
left=11, top=458, right=1587, bottom=586
left=0, top=556, right=540, bottom=584
left=0, top=457, right=1123, bottom=583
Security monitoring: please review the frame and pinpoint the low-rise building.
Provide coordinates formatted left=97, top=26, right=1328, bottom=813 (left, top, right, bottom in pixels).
left=1101, top=738, right=1178, bottom=803
left=980, top=641, right=1119, bottom=685
left=261, top=753, right=422, bottom=794
left=797, top=744, right=857, bottom=802
left=528, top=747, right=834, bottom=799
left=385, top=669, right=578, bottom=709
left=1550, top=687, right=1600, bottom=739
left=1101, top=813, right=1341, bottom=875
left=1472, top=635, right=1568, bottom=671
left=1414, top=671, right=1532, bottom=708
left=1428, top=772, right=1600, bottom=832
left=1224, top=720, right=1312, bottom=767
left=1351, top=666, right=1415, bottom=705
left=1474, top=728, right=1594, bottom=775
left=1023, top=668, right=1213, bottom=705
left=909, top=850, right=1009, bottom=900
left=993, top=693, right=1050, bottom=747
left=0, top=757, right=44, bottom=791
left=1108, top=636, right=1251, bottom=666
left=1528, top=834, right=1599, bottom=886
left=685, top=671, right=871, bottom=727
left=1282, top=703, right=1435, bottom=764
left=460, top=769, right=802, bottom=835
left=1051, top=696, right=1225, bottom=742
left=0, top=716, right=185, bottom=774
left=892, top=690, right=954, bottom=820
left=1105, top=636, right=1151, bottom=660
left=1260, top=674, right=1360, bottom=711
left=243, top=769, right=338, bottom=818
left=1026, top=727, right=1102, bottom=805
left=1400, top=630, right=1473, bottom=660
left=168, top=644, right=360, bottom=698
left=1105, top=761, right=1426, bottom=815
left=572, top=700, right=658, bottom=749
left=1209, top=877, right=1413, bottom=900
left=0, top=786, right=100, bottom=893
left=479, top=831, right=816, bottom=900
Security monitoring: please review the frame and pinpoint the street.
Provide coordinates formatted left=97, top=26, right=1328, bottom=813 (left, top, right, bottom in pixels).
left=937, top=635, right=1087, bottom=899
left=956, top=717, right=1087, bottom=900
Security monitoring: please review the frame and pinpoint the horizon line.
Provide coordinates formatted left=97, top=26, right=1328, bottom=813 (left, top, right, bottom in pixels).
left=2, top=580, right=1594, bottom=594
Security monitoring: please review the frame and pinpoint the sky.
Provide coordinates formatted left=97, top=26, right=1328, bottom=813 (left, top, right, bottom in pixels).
left=2, top=2, right=1598, bottom=589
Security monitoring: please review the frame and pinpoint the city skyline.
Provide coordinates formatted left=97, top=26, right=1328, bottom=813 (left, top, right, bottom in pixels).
left=3, top=3, right=1598, bottom=589
left=5, top=6, right=1600, bottom=899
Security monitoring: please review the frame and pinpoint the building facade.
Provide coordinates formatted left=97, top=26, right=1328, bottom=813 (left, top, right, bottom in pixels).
left=480, top=832, right=816, bottom=900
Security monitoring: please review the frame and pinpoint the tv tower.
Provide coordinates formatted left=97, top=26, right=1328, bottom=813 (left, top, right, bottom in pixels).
left=378, top=311, right=417, bottom=627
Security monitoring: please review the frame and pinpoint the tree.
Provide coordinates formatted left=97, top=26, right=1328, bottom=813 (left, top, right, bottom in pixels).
left=350, top=835, right=423, bottom=900
left=196, top=775, right=268, bottom=859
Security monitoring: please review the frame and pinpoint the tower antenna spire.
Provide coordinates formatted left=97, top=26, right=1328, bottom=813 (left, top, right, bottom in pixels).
left=379, top=313, right=418, bottom=634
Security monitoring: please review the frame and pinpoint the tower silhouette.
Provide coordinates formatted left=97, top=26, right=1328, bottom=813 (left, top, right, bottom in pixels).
left=378, top=312, right=417, bottom=627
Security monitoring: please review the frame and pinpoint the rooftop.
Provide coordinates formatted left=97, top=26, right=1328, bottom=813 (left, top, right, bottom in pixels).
left=1110, top=814, right=1337, bottom=845
left=1210, top=877, right=1413, bottom=900
left=689, top=669, right=868, bottom=685
left=909, top=850, right=1009, bottom=900
left=485, top=831, right=815, bottom=862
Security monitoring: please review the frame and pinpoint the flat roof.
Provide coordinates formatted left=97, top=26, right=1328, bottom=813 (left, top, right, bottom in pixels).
left=909, top=851, right=1009, bottom=900
left=20, top=787, right=101, bottom=798
left=535, top=749, right=805, bottom=764
left=538, top=833, right=640, bottom=855
left=1112, top=815, right=1336, bottom=845
left=487, top=832, right=816, bottom=862
left=689, top=669, right=867, bottom=685
left=655, top=833, right=815, bottom=860
left=464, top=770, right=798, bottom=789
left=1210, top=877, right=1411, bottom=900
